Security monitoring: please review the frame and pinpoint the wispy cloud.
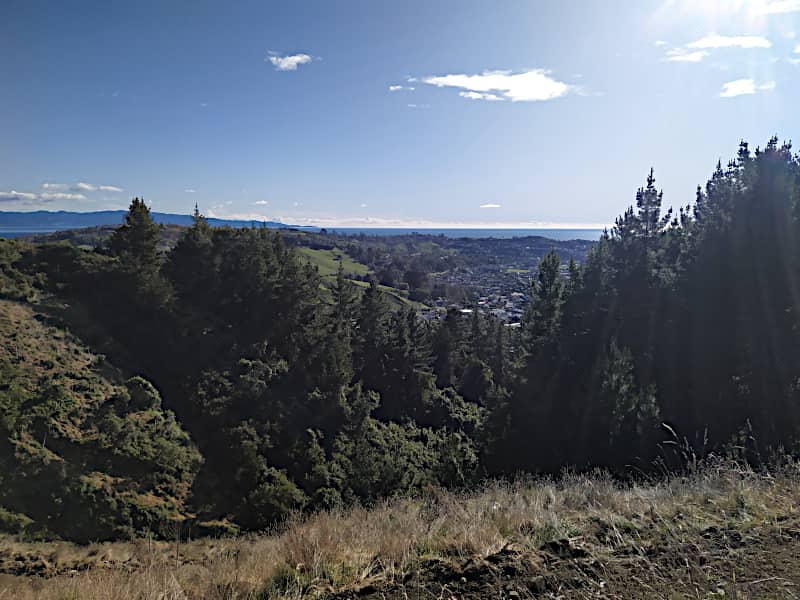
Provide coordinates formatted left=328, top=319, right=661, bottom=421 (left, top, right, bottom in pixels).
left=479, top=203, right=502, bottom=208
left=665, top=49, right=709, bottom=62
left=663, top=34, right=772, bottom=64
left=42, top=182, right=68, bottom=191
left=40, top=192, right=87, bottom=201
left=74, top=182, right=123, bottom=192
left=459, top=91, right=504, bottom=101
left=0, top=190, right=86, bottom=203
left=687, top=34, right=772, bottom=49
left=422, top=69, right=570, bottom=102
left=389, top=84, right=415, bottom=91
left=655, top=40, right=668, bottom=47
left=254, top=200, right=269, bottom=205
left=267, top=52, right=313, bottom=71
left=184, top=189, right=196, bottom=193
left=0, top=190, right=38, bottom=202
left=720, top=79, right=776, bottom=97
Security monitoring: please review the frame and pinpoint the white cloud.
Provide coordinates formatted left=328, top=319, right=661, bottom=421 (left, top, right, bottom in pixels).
left=759, top=0, right=800, bottom=14
left=687, top=34, right=771, bottom=49
left=254, top=200, right=269, bottom=205
left=655, top=40, right=668, bottom=46
left=185, top=189, right=196, bottom=193
left=360, top=203, right=368, bottom=208
left=389, top=84, right=415, bottom=91
left=665, top=49, right=710, bottom=62
left=459, top=91, right=504, bottom=101
left=664, top=34, right=772, bottom=64
left=795, top=43, right=800, bottom=52
left=40, top=192, right=87, bottom=201
left=0, top=190, right=38, bottom=202
left=479, top=203, right=502, bottom=208
left=73, top=182, right=123, bottom=192
left=42, top=182, right=68, bottom=191
left=423, top=69, right=570, bottom=102
left=719, top=79, right=776, bottom=97
left=0, top=189, right=86, bottom=203
left=267, top=53, right=312, bottom=71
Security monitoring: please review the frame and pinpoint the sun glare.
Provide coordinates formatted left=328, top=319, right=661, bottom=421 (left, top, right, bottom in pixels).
left=652, top=0, right=777, bottom=29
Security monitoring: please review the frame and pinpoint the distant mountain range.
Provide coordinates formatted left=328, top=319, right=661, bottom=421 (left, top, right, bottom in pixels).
left=0, top=210, right=314, bottom=233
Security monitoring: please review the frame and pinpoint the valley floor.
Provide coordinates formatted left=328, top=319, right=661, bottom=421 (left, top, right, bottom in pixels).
left=2, top=461, right=800, bottom=599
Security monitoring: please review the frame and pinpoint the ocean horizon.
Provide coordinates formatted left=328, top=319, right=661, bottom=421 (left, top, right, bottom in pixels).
left=324, top=228, right=605, bottom=241
left=0, top=226, right=605, bottom=241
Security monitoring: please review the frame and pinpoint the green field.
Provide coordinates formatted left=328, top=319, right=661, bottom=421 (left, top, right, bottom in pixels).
left=296, top=247, right=371, bottom=277
left=295, top=247, right=426, bottom=309
left=348, top=278, right=427, bottom=309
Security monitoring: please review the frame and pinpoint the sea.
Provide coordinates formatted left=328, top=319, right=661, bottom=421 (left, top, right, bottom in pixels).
left=0, top=227, right=605, bottom=242
left=319, top=228, right=605, bottom=241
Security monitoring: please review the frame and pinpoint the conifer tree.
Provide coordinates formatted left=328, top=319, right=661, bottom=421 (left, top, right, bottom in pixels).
left=110, top=197, right=162, bottom=273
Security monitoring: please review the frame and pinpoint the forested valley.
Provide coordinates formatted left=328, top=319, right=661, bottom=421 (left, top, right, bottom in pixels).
left=1, top=138, right=799, bottom=543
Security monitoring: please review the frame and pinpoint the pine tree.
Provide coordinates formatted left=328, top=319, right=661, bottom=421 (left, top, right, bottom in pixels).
left=522, top=250, right=564, bottom=358
left=353, top=278, right=389, bottom=391
left=165, top=204, right=214, bottom=307
left=110, top=197, right=162, bottom=273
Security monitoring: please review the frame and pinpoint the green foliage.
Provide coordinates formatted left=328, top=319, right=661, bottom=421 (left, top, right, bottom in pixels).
left=109, top=197, right=162, bottom=270
left=0, top=239, right=36, bottom=300
left=7, top=139, right=800, bottom=539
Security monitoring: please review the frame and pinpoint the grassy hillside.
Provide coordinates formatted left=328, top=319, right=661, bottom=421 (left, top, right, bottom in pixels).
left=1, top=461, right=799, bottom=598
left=0, top=298, right=201, bottom=542
left=296, top=247, right=371, bottom=278
left=297, top=246, right=425, bottom=309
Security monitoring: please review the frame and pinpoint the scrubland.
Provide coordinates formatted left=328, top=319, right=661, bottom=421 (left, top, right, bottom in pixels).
left=3, top=460, right=800, bottom=599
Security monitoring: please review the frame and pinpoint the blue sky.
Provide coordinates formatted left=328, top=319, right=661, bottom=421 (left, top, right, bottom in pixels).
left=1, top=0, right=798, bottom=228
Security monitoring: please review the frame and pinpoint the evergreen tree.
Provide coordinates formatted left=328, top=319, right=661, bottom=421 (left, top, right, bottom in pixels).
left=110, top=197, right=162, bottom=273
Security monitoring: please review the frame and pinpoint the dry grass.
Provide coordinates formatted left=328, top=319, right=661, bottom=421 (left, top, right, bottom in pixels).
left=2, top=459, right=800, bottom=599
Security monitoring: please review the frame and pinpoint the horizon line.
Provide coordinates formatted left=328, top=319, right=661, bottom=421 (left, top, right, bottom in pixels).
left=1, top=208, right=610, bottom=230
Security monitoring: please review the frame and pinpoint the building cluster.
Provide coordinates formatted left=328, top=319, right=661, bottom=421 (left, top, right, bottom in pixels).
left=418, top=266, right=535, bottom=325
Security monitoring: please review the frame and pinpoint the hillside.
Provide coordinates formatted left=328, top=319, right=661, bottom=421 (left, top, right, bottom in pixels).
left=0, top=298, right=201, bottom=542
left=296, top=247, right=426, bottom=308
left=2, top=461, right=799, bottom=598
